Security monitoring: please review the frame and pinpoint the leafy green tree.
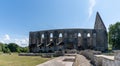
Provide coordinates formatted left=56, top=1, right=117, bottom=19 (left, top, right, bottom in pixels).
left=2, top=44, right=11, bottom=53
left=22, top=47, right=29, bottom=52
left=0, top=42, right=29, bottom=53
left=18, top=47, right=29, bottom=53
left=109, top=22, right=120, bottom=49
left=0, top=43, right=3, bottom=52
left=7, top=43, right=19, bottom=52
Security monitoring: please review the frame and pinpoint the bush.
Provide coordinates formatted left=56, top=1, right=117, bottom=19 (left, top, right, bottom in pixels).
left=18, top=47, right=29, bottom=53
left=0, top=42, right=28, bottom=53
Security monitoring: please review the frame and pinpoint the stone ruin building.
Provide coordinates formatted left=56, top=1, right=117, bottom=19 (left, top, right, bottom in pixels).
left=29, top=12, right=108, bottom=53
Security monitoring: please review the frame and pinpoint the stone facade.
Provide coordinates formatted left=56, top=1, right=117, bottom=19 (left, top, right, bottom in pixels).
left=29, top=12, right=108, bottom=53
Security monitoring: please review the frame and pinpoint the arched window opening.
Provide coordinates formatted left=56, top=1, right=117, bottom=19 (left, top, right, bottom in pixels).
left=78, top=33, right=81, bottom=37
left=87, top=33, right=91, bottom=37
left=41, top=34, right=44, bottom=38
left=59, top=33, right=62, bottom=38
left=50, top=33, right=53, bottom=38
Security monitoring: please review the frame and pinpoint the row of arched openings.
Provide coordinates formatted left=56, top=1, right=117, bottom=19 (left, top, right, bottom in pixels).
left=41, top=33, right=92, bottom=39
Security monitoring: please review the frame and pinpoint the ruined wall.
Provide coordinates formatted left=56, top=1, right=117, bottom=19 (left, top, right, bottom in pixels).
left=29, top=29, right=98, bottom=53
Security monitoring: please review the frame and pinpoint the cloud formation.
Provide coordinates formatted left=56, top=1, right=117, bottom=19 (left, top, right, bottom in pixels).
left=14, top=38, right=29, bottom=47
left=0, top=34, right=28, bottom=47
left=4, top=34, right=10, bottom=40
left=89, top=0, right=96, bottom=18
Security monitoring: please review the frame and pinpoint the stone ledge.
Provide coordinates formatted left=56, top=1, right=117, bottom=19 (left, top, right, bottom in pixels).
left=72, top=54, right=92, bottom=66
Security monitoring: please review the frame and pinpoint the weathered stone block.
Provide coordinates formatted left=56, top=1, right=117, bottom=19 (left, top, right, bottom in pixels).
left=114, top=52, right=120, bottom=61
left=72, top=54, right=92, bottom=66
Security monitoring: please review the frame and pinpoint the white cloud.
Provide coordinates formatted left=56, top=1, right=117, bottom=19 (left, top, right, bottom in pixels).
left=14, top=38, right=29, bottom=47
left=0, top=40, right=5, bottom=43
left=89, top=0, right=96, bottom=18
left=0, top=34, right=28, bottom=47
left=4, top=34, right=10, bottom=41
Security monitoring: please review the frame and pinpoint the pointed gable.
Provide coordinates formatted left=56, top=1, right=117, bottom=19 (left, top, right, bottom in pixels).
left=94, top=12, right=106, bottom=30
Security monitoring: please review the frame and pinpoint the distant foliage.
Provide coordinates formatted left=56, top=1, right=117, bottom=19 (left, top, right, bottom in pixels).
left=2, top=44, right=11, bottom=53
left=8, top=43, right=19, bottom=52
left=0, top=43, right=3, bottom=52
left=18, top=47, right=29, bottom=53
left=0, top=42, right=28, bottom=53
left=109, top=22, right=120, bottom=49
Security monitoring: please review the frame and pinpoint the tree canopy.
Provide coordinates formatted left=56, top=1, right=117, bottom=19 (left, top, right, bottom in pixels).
left=109, top=22, right=120, bottom=49
left=0, top=42, right=28, bottom=53
left=7, top=43, right=19, bottom=52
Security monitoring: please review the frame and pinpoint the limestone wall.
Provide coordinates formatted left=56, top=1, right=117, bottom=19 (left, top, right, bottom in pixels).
left=73, top=50, right=120, bottom=66
left=80, top=50, right=101, bottom=65
left=72, top=54, right=92, bottom=66
left=102, top=52, right=120, bottom=66
left=29, top=27, right=108, bottom=53
left=94, top=56, right=103, bottom=66
left=102, top=58, right=114, bottom=66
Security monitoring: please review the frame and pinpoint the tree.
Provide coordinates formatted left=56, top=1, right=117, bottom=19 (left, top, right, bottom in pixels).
left=0, top=42, right=29, bottom=53
left=109, top=22, right=120, bottom=49
left=0, top=43, right=3, bottom=52
left=18, top=47, right=29, bottom=53
left=7, top=43, right=19, bottom=52
left=2, top=44, right=11, bottom=53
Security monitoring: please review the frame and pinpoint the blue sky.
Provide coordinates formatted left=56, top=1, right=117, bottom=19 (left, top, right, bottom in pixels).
left=0, top=0, right=120, bottom=47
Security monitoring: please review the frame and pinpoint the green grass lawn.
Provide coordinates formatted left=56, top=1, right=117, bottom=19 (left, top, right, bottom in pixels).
left=0, top=53, right=50, bottom=66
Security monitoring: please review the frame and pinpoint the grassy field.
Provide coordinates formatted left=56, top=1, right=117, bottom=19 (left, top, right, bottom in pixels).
left=0, top=53, right=50, bottom=66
